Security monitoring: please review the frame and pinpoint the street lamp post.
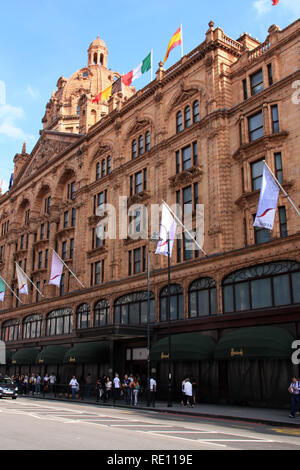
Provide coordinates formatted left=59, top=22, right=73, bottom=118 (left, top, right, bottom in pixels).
left=167, top=236, right=172, bottom=407
left=146, top=251, right=151, bottom=407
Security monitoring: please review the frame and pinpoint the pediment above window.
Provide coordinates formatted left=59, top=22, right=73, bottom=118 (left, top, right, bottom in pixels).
left=169, top=165, right=203, bottom=189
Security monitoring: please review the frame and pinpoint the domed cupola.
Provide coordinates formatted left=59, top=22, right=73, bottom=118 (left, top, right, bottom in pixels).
left=88, top=35, right=108, bottom=68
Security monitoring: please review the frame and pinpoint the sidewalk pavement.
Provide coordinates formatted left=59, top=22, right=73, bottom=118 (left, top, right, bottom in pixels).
left=23, top=393, right=300, bottom=428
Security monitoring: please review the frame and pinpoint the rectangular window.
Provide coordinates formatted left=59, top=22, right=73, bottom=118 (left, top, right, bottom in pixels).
left=36, top=281, right=40, bottom=303
left=135, top=171, right=143, bottom=194
left=243, top=78, right=248, bottom=100
left=101, top=159, right=106, bottom=177
left=251, top=159, right=264, bottom=191
left=47, top=222, right=51, bottom=239
left=44, top=196, right=51, bottom=214
left=248, top=111, right=264, bottom=142
left=96, top=162, right=100, bottom=180
left=107, top=156, right=111, bottom=174
left=70, top=182, right=76, bottom=200
left=176, top=150, right=180, bottom=174
left=193, top=142, right=198, bottom=166
left=62, top=241, right=67, bottom=260
left=71, top=208, right=76, bottom=227
left=267, top=63, right=273, bottom=86
left=182, top=145, right=192, bottom=171
left=45, top=249, right=49, bottom=268
left=279, top=206, right=287, bottom=238
left=134, top=248, right=141, bottom=274
left=20, top=234, right=24, bottom=250
left=143, top=168, right=147, bottom=190
left=40, top=224, right=44, bottom=240
left=95, top=261, right=101, bottom=285
left=274, top=152, right=283, bottom=183
left=250, top=69, right=264, bottom=96
left=271, top=105, right=279, bottom=133
left=253, top=215, right=271, bottom=244
left=128, top=251, right=132, bottom=276
left=70, top=238, right=74, bottom=259
left=60, top=274, right=65, bottom=296
left=38, top=251, right=43, bottom=269
left=63, top=211, right=69, bottom=228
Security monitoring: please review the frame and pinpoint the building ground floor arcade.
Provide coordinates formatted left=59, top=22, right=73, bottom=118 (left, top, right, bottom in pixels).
left=1, top=237, right=300, bottom=408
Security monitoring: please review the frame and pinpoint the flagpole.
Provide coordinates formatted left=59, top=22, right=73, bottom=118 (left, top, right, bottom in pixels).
left=50, top=248, right=85, bottom=289
left=0, top=275, right=23, bottom=304
left=181, top=24, right=183, bottom=58
left=162, top=200, right=207, bottom=256
left=15, top=262, right=45, bottom=298
left=151, top=49, right=153, bottom=82
left=263, top=161, right=300, bottom=217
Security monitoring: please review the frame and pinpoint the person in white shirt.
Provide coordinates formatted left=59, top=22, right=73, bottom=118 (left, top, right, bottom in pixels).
left=105, top=377, right=112, bottom=402
left=183, top=378, right=194, bottom=407
left=113, top=374, right=121, bottom=404
left=69, top=376, right=79, bottom=400
left=149, top=377, right=157, bottom=407
left=49, top=373, right=56, bottom=394
left=289, top=377, right=300, bottom=418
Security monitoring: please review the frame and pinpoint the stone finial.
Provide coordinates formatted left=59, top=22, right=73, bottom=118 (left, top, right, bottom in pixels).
left=22, top=141, right=26, bottom=155
left=208, top=20, right=214, bottom=29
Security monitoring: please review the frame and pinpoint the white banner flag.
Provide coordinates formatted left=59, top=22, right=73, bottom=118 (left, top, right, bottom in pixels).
left=155, top=204, right=177, bottom=257
left=253, top=165, right=279, bottom=230
left=16, top=264, right=28, bottom=295
left=49, top=250, right=64, bottom=287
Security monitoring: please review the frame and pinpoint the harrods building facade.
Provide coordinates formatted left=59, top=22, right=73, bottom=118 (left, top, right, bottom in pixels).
left=0, top=20, right=299, bottom=406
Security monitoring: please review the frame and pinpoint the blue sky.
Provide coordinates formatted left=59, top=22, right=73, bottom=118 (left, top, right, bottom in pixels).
left=0, top=0, right=299, bottom=192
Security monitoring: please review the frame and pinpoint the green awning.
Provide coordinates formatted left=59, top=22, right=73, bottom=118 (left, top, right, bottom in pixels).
left=150, top=333, right=215, bottom=361
left=11, top=348, right=40, bottom=365
left=214, top=326, right=294, bottom=360
left=36, top=346, right=69, bottom=365
left=5, top=350, right=15, bottom=364
left=64, top=341, right=109, bottom=364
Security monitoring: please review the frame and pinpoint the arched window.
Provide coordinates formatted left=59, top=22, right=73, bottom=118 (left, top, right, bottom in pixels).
left=132, top=139, right=137, bottom=159
left=100, top=53, right=104, bottom=65
left=159, top=284, right=183, bottom=322
left=93, top=53, right=98, bottom=65
left=1, top=319, right=20, bottom=342
left=223, top=260, right=300, bottom=313
left=76, top=304, right=91, bottom=329
left=184, top=106, right=191, bottom=128
left=94, top=299, right=110, bottom=327
left=46, top=308, right=73, bottom=336
left=114, top=292, right=155, bottom=325
left=188, top=278, right=217, bottom=318
left=193, top=100, right=200, bottom=123
left=138, top=135, right=144, bottom=156
left=176, top=111, right=183, bottom=133
left=23, top=314, right=43, bottom=339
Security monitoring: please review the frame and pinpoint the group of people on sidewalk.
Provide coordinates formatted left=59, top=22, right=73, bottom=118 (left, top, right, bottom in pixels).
left=9, top=373, right=57, bottom=395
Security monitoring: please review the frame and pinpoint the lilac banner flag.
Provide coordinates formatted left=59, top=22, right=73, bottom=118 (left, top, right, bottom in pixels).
left=155, top=204, right=177, bottom=257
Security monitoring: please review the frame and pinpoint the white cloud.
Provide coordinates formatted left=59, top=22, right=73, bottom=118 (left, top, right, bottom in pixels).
left=0, top=82, right=34, bottom=141
left=254, top=0, right=300, bottom=16
left=26, top=85, right=40, bottom=100
left=254, top=0, right=271, bottom=15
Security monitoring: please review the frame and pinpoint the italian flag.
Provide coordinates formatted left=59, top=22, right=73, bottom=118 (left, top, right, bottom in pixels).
left=121, top=52, right=152, bottom=87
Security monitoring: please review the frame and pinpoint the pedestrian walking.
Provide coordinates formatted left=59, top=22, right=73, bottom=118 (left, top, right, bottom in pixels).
left=289, top=376, right=300, bottom=418
left=85, top=373, right=92, bottom=398
left=113, top=373, right=121, bottom=404
left=43, top=373, right=50, bottom=392
left=105, top=377, right=112, bottom=402
left=29, top=373, right=35, bottom=395
left=122, top=375, right=131, bottom=405
left=69, top=376, right=79, bottom=400
left=150, top=375, right=157, bottom=407
left=36, top=373, right=41, bottom=395
left=131, top=377, right=140, bottom=406
left=49, top=372, right=56, bottom=394
left=191, top=377, right=197, bottom=404
left=181, top=378, right=187, bottom=405
left=183, top=378, right=194, bottom=407
left=23, top=375, right=29, bottom=395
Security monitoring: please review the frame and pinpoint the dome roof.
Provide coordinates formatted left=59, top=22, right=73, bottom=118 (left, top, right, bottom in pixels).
left=88, top=35, right=107, bottom=50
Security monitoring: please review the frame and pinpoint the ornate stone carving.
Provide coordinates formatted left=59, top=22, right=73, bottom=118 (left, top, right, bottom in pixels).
left=169, top=165, right=203, bottom=189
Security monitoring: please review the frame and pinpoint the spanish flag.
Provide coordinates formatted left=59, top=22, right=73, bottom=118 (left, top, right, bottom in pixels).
left=92, top=84, right=112, bottom=103
left=163, top=26, right=182, bottom=65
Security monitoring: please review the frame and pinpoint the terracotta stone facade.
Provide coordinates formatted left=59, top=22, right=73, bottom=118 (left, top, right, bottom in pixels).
left=0, top=21, right=300, bottom=405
